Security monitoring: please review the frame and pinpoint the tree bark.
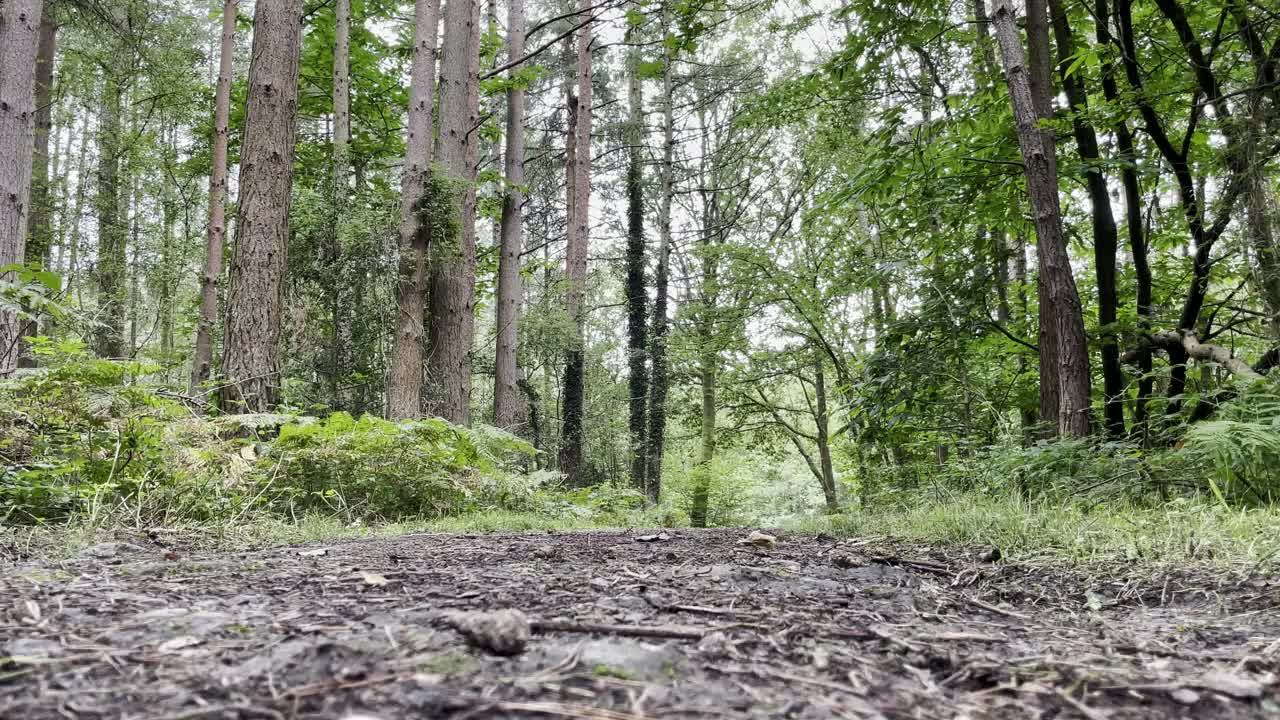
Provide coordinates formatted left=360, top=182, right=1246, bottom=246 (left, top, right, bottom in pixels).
left=559, top=4, right=592, bottom=485
left=624, top=31, right=649, bottom=496
left=493, top=0, right=526, bottom=430
left=992, top=0, right=1092, bottom=438
left=191, top=0, right=237, bottom=392
left=1049, top=0, right=1124, bottom=437
left=425, top=0, right=481, bottom=424
left=0, top=0, right=44, bottom=376
left=644, top=6, right=675, bottom=503
left=386, top=0, right=441, bottom=420
left=814, top=357, right=840, bottom=512
left=65, top=110, right=88, bottom=298
left=328, top=0, right=352, bottom=410
left=93, top=73, right=125, bottom=359
left=219, top=0, right=303, bottom=412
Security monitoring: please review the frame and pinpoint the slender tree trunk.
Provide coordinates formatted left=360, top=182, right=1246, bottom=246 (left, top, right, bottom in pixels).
left=1095, top=0, right=1153, bottom=435
left=644, top=7, right=675, bottom=503
left=992, top=0, right=1091, bottom=438
left=386, top=0, right=441, bottom=420
left=127, top=171, right=140, bottom=355
left=425, top=0, right=481, bottom=424
left=690, top=100, right=719, bottom=528
left=219, top=0, right=303, bottom=412
left=493, top=0, right=526, bottom=429
left=191, top=0, right=237, bottom=392
left=159, top=130, right=178, bottom=359
left=814, top=357, right=839, bottom=513
left=1049, top=0, right=1123, bottom=436
left=0, top=0, right=44, bottom=376
left=65, top=111, right=89, bottom=298
left=329, top=0, right=352, bottom=410
left=624, top=32, right=649, bottom=495
left=559, top=4, right=592, bottom=485
left=93, top=74, right=126, bottom=359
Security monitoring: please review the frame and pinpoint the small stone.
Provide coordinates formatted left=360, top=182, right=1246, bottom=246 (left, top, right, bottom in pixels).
left=1197, top=670, right=1264, bottom=699
left=1169, top=688, right=1200, bottom=705
left=443, top=609, right=530, bottom=656
left=831, top=553, right=863, bottom=569
left=978, top=546, right=1002, bottom=563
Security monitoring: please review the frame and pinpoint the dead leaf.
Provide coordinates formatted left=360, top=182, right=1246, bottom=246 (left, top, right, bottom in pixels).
left=157, top=635, right=202, bottom=654
left=238, top=445, right=257, bottom=461
left=737, top=530, right=778, bottom=549
left=1196, top=671, right=1264, bottom=699
left=23, top=599, right=40, bottom=622
left=442, top=609, right=530, bottom=656
left=360, top=572, right=389, bottom=586
left=297, top=548, right=328, bottom=557
left=634, top=532, right=671, bottom=543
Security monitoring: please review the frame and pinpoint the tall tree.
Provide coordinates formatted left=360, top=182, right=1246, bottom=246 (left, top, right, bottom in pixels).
left=93, top=55, right=126, bottom=359
left=219, top=0, right=304, bottom=412
left=493, top=0, right=526, bottom=429
left=0, top=0, right=44, bottom=376
left=386, top=0, right=442, bottom=420
left=328, top=0, right=352, bottom=409
left=1048, top=0, right=1123, bottom=436
left=15, top=2, right=56, bottom=366
left=644, top=9, right=674, bottom=502
left=190, top=0, right=237, bottom=392
left=623, top=31, right=649, bottom=494
left=991, top=0, right=1091, bottom=438
left=559, top=3, right=593, bottom=484
left=425, top=0, right=481, bottom=424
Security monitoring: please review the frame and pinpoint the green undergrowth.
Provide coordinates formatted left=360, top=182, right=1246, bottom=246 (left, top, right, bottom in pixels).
left=789, top=494, right=1280, bottom=571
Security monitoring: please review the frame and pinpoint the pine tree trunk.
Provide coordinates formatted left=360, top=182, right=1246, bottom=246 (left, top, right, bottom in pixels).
left=992, top=0, right=1092, bottom=438
left=0, top=0, right=44, bottom=377
left=15, top=8, right=57, bottom=367
left=1049, top=0, right=1124, bottom=437
left=493, top=0, right=526, bottom=430
left=65, top=111, right=88, bottom=298
left=425, top=0, right=481, bottom=424
left=329, top=0, right=352, bottom=410
left=93, top=74, right=126, bottom=359
left=127, top=171, right=140, bottom=355
left=624, top=32, right=649, bottom=496
left=559, top=5, right=592, bottom=486
left=386, top=0, right=441, bottom=420
left=644, top=8, right=675, bottom=503
left=219, top=0, right=303, bottom=412
left=191, top=0, right=237, bottom=392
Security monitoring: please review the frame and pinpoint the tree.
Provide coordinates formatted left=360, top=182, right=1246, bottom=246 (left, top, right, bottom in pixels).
left=92, top=12, right=127, bottom=360
left=17, top=4, right=58, bottom=366
left=425, top=0, right=481, bottom=424
left=0, top=0, right=44, bottom=377
left=493, top=0, right=526, bottom=430
left=220, top=0, right=304, bottom=412
left=623, top=30, right=649, bottom=494
left=190, top=0, right=237, bottom=392
left=559, top=0, right=593, bottom=485
left=991, top=0, right=1091, bottom=438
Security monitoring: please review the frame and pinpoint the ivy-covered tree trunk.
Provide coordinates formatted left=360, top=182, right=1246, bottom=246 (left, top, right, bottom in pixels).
left=992, top=0, right=1092, bottom=438
left=191, top=0, right=237, bottom=392
left=624, top=33, right=649, bottom=496
left=645, top=9, right=675, bottom=503
left=386, top=0, right=441, bottom=420
left=1048, top=0, right=1124, bottom=437
left=219, top=0, right=303, bottom=412
left=493, top=0, right=526, bottom=430
left=0, top=0, right=44, bottom=377
left=425, top=0, right=480, bottom=425
left=93, top=74, right=126, bottom=359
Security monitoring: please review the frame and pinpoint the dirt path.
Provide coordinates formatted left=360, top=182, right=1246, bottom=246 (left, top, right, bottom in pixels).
left=2, top=529, right=1277, bottom=719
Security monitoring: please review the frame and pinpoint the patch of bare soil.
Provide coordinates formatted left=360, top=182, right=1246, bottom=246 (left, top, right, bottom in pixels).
left=2, top=529, right=1277, bottom=719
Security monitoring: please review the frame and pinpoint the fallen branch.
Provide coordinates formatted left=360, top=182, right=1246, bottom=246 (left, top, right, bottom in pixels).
left=532, top=619, right=709, bottom=640
left=1122, top=330, right=1265, bottom=381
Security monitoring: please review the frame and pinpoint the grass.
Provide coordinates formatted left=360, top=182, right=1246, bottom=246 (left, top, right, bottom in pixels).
left=787, top=494, right=1280, bottom=570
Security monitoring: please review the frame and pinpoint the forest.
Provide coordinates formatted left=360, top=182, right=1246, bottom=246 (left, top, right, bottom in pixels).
left=0, top=0, right=1279, bottom=536
left=2, top=1, right=1280, bottom=717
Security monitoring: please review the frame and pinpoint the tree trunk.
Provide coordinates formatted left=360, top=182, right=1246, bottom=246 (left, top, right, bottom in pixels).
left=191, top=0, right=237, bottom=392
left=127, top=170, right=140, bottom=355
left=1049, top=0, right=1124, bottom=436
left=159, top=128, right=178, bottom=359
left=15, top=8, right=56, bottom=367
left=992, top=0, right=1092, bottom=438
left=93, top=74, right=126, bottom=359
left=386, top=0, right=441, bottom=420
left=690, top=99, right=719, bottom=528
left=624, top=32, right=649, bottom=496
left=814, top=357, right=840, bottom=512
left=65, top=111, right=88, bottom=298
left=0, top=0, right=44, bottom=376
left=329, top=0, right=352, bottom=410
left=425, top=0, right=481, bottom=424
left=559, top=5, right=592, bottom=485
left=644, top=7, right=675, bottom=503
left=219, top=0, right=303, bottom=413
left=493, top=0, right=525, bottom=429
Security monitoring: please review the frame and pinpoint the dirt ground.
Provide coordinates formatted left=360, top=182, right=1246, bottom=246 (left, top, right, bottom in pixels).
left=1, top=529, right=1277, bottom=719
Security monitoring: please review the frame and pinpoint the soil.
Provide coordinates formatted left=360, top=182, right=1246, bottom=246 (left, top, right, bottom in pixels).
left=2, top=528, right=1277, bottom=719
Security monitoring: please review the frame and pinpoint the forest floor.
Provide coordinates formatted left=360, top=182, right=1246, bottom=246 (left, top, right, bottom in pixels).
left=1, top=528, right=1277, bottom=720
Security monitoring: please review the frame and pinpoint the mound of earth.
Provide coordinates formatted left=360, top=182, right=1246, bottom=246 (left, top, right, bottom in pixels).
left=1, top=529, right=1276, bottom=719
